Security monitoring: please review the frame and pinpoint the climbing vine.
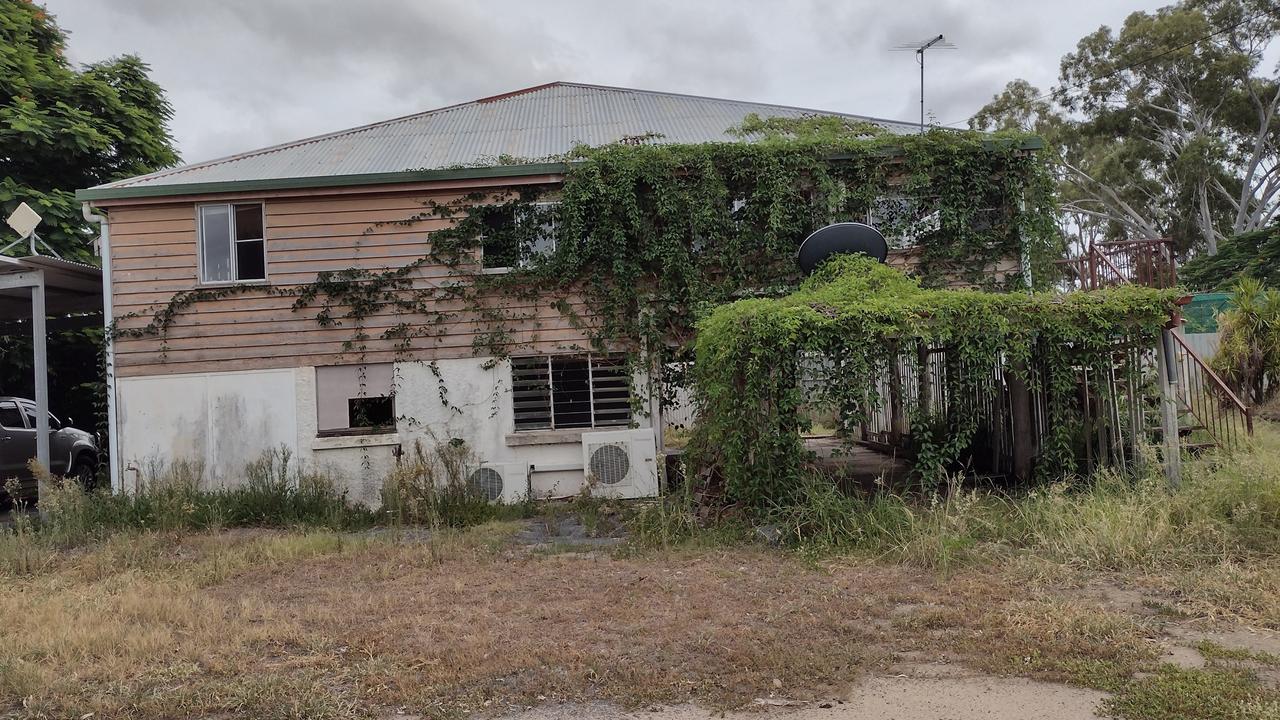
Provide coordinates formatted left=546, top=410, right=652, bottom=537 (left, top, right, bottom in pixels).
left=688, top=255, right=1182, bottom=506
left=111, top=122, right=1061, bottom=456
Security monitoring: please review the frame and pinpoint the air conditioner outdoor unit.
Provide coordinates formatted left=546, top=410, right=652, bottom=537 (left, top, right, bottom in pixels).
left=466, top=462, right=529, bottom=504
left=580, top=428, right=659, bottom=499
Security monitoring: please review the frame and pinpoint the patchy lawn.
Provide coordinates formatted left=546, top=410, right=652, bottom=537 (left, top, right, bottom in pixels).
left=1, top=524, right=1277, bottom=720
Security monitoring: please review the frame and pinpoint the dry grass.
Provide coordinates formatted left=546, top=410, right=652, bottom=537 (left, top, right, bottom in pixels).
left=7, top=418, right=1280, bottom=720
left=2, top=523, right=1279, bottom=720
left=0, top=525, right=1052, bottom=719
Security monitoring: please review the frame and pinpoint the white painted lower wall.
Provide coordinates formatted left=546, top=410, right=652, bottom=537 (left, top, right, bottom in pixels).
left=114, top=357, right=655, bottom=505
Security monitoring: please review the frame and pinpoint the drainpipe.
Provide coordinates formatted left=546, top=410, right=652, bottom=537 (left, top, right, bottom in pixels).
left=82, top=203, right=122, bottom=494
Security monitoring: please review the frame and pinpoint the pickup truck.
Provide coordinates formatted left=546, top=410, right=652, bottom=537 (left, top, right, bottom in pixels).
left=0, top=396, right=98, bottom=501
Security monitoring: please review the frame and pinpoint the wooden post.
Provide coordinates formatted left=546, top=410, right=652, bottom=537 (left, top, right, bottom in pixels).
left=916, top=344, right=932, bottom=417
left=1007, top=358, right=1034, bottom=482
left=888, top=351, right=905, bottom=447
left=1155, top=329, right=1182, bottom=490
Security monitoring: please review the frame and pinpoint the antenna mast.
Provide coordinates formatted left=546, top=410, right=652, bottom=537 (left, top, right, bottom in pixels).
left=892, top=34, right=957, bottom=131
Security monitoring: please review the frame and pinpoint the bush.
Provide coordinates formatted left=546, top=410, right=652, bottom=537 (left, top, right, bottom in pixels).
left=1211, top=278, right=1280, bottom=406
left=1181, top=224, right=1280, bottom=291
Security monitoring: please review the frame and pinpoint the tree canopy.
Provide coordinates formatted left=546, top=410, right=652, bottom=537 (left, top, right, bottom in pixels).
left=973, top=0, right=1280, bottom=256
left=1, top=0, right=178, bottom=261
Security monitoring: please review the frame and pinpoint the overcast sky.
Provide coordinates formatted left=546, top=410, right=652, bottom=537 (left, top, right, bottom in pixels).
left=46, top=0, right=1172, bottom=166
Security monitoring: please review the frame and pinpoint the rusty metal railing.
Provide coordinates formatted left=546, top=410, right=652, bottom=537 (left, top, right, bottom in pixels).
left=1167, top=330, right=1253, bottom=452
left=1057, top=238, right=1178, bottom=291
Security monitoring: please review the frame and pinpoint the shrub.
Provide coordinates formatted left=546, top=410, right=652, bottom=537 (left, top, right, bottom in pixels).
left=1211, top=278, right=1280, bottom=406
left=633, top=424, right=1280, bottom=571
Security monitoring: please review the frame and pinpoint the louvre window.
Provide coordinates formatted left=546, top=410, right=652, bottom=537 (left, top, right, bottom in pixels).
left=199, top=202, right=266, bottom=283
left=511, top=354, right=632, bottom=431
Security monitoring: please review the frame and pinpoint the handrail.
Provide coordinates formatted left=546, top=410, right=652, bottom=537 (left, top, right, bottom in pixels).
left=1094, top=251, right=1126, bottom=285
left=1169, top=331, right=1253, bottom=430
left=1059, top=238, right=1178, bottom=291
left=1167, top=330, right=1254, bottom=451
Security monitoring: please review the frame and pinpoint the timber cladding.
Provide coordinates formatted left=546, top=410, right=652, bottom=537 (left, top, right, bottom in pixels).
left=107, top=181, right=596, bottom=378
left=105, top=177, right=1019, bottom=379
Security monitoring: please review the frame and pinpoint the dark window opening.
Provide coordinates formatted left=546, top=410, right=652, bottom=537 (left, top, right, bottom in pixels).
left=0, top=402, right=23, bottom=429
left=551, top=356, right=592, bottom=428
left=481, top=202, right=558, bottom=269
left=348, top=396, right=395, bottom=430
left=480, top=207, right=521, bottom=269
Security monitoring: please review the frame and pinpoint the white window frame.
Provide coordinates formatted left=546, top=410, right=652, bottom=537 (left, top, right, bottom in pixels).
left=480, top=201, right=559, bottom=274
left=197, top=202, right=268, bottom=285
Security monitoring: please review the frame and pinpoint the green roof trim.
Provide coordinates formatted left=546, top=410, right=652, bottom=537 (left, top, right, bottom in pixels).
left=76, top=162, right=575, bottom=202
left=76, top=136, right=1044, bottom=203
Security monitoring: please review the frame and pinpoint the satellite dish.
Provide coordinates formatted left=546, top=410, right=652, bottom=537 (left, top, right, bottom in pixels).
left=797, top=222, right=888, bottom=274
left=5, top=202, right=41, bottom=239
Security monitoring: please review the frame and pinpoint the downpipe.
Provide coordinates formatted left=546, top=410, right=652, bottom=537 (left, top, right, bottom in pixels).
left=82, top=203, right=123, bottom=494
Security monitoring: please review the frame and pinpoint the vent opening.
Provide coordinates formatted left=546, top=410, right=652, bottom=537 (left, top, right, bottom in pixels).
left=588, top=444, right=630, bottom=485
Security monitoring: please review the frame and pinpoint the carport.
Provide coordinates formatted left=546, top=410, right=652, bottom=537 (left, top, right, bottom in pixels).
left=0, top=255, right=103, bottom=478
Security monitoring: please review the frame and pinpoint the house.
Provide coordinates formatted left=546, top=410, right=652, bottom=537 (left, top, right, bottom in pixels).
left=76, top=82, right=1015, bottom=503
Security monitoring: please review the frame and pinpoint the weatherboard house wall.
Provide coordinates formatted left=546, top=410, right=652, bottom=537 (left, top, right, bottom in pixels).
left=100, top=176, right=626, bottom=501
left=77, top=82, right=931, bottom=500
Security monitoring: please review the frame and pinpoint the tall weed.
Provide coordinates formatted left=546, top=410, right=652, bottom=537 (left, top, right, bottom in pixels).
left=633, top=424, right=1280, bottom=571
left=381, top=439, right=531, bottom=528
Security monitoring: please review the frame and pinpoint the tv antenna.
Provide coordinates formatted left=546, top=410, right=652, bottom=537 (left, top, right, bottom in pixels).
left=892, top=34, right=957, bottom=131
left=2, top=202, right=60, bottom=258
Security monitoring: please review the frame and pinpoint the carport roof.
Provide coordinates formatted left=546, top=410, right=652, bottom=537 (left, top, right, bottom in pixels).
left=0, top=255, right=102, bottom=319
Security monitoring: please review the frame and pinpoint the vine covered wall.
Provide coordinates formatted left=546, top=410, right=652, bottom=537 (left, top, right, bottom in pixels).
left=689, top=255, right=1182, bottom=507
left=113, top=124, right=1059, bottom=389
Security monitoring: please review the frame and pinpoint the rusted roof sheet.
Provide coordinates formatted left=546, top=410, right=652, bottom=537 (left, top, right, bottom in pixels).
left=91, top=82, right=918, bottom=193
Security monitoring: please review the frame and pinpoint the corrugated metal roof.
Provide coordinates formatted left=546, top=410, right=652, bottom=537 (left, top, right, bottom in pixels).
left=93, top=82, right=919, bottom=192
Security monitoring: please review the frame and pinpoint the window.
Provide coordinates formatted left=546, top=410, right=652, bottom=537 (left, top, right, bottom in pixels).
left=199, top=202, right=266, bottom=283
left=347, top=396, right=395, bottom=430
left=867, top=196, right=940, bottom=249
left=316, top=363, right=396, bottom=435
left=481, top=201, right=559, bottom=270
left=0, top=401, right=24, bottom=429
left=19, top=404, right=58, bottom=430
left=511, top=354, right=632, bottom=431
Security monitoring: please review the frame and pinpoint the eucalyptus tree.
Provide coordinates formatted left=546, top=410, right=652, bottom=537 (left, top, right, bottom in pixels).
left=973, top=0, right=1280, bottom=255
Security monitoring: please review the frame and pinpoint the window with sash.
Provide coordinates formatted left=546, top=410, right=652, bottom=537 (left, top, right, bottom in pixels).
left=198, top=202, right=266, bottom=283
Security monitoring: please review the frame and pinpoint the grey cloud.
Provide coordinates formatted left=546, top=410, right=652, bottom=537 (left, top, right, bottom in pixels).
left=47, top=0, right=1173, bottom=163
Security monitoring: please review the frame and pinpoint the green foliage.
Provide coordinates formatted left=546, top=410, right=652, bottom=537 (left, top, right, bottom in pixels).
left=630, top=422, right=1280, bottom=571
left=1183, top=225, right=1280, bottom=290
left=119, top=125, right=1055, bottom=421
left=1211, top=278, right=1280, bottom=406
left=1, top=1, right=177, bottom=260
left=1102, top=665, right=1280, bottom=720
left=689, top=255, right=1182, bottom=506
left=972, top=0, right=1280, bottom=253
